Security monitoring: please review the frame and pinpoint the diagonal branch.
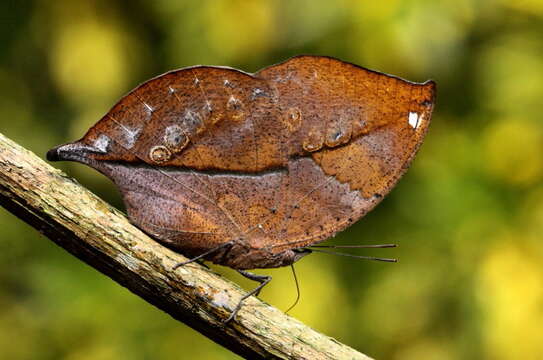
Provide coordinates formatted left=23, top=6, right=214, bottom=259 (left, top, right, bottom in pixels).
left=0, top=132, right=372, bottom=360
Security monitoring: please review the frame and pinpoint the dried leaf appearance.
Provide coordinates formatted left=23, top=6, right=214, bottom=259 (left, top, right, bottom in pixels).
left=47, top=55, right=435, bottom=271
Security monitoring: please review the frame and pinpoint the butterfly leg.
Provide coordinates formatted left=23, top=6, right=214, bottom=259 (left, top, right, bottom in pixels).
left=224, top=270, right=272, bottom=324
left=173, top=242, right=232, bottom=269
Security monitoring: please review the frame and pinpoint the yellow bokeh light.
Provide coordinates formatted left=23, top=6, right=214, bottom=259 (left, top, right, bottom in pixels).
left=501, top=0, right=543, bottom=16
left=50, top=20, right=131, bottom=107
left=482, top=118, right=543, bottom=186
left=477, top=239, right=543, bottom=359
left=478, top=35, right=543, bottom=114
left=203, top=0, right=276, bottom=62
left=520, top=187, right=543, bottom=243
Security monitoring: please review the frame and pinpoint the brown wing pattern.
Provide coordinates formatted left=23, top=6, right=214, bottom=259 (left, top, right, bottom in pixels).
left=49, top=55, right=435, bottom=269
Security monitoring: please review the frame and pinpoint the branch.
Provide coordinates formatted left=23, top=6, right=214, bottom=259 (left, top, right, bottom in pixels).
left=0, top=132, right=372, bottom=360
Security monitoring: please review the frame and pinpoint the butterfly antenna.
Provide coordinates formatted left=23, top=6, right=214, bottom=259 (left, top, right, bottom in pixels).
left=307, top=248, right=397, bottom=262
left=285, top=264, right=301, bottom=314
left=310, top=244, right=396, bottom=249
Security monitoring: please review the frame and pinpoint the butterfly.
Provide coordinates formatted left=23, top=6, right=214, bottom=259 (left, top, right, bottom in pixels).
left=47, top=55, right=436, bottom=322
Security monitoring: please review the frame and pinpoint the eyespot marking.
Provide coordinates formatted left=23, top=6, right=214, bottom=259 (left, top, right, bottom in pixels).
left=149, top=145, right=171, bottom=163
left=284, top=108, right=301, bottom=132
left=303, top=130, right=324, bottom=152
left=164, top=125, right=189, bottom=152
left=325, top=117, right=352, bottom=147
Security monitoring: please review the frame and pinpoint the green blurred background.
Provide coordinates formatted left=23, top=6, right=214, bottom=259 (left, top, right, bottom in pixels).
left=1, top=0, right=542, bottom=359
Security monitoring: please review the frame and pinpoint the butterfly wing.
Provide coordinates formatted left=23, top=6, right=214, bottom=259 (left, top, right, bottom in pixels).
left=48, top=56, right=435, bottom=268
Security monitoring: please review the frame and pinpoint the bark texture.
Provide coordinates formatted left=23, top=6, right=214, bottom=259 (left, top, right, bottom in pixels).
left=0, top=132, right=372, bottom=360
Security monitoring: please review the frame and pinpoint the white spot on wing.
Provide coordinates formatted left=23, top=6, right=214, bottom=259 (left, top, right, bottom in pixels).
left=408, top=112, right=421, bottom=129
left=251, top=88, right=266, bottom=99
left=94, top=134, right=110, bottom=153
left=124, top=127, right=141, bottom=148
left=143, top=102, right=154, bottom=113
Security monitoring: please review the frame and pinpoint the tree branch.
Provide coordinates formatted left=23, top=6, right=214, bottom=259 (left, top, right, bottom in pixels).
left=0, top=132, right=372, bottom=360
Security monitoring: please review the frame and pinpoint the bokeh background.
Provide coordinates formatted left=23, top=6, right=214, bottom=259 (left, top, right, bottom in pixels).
left=1, top=1, right=542, bottom=359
